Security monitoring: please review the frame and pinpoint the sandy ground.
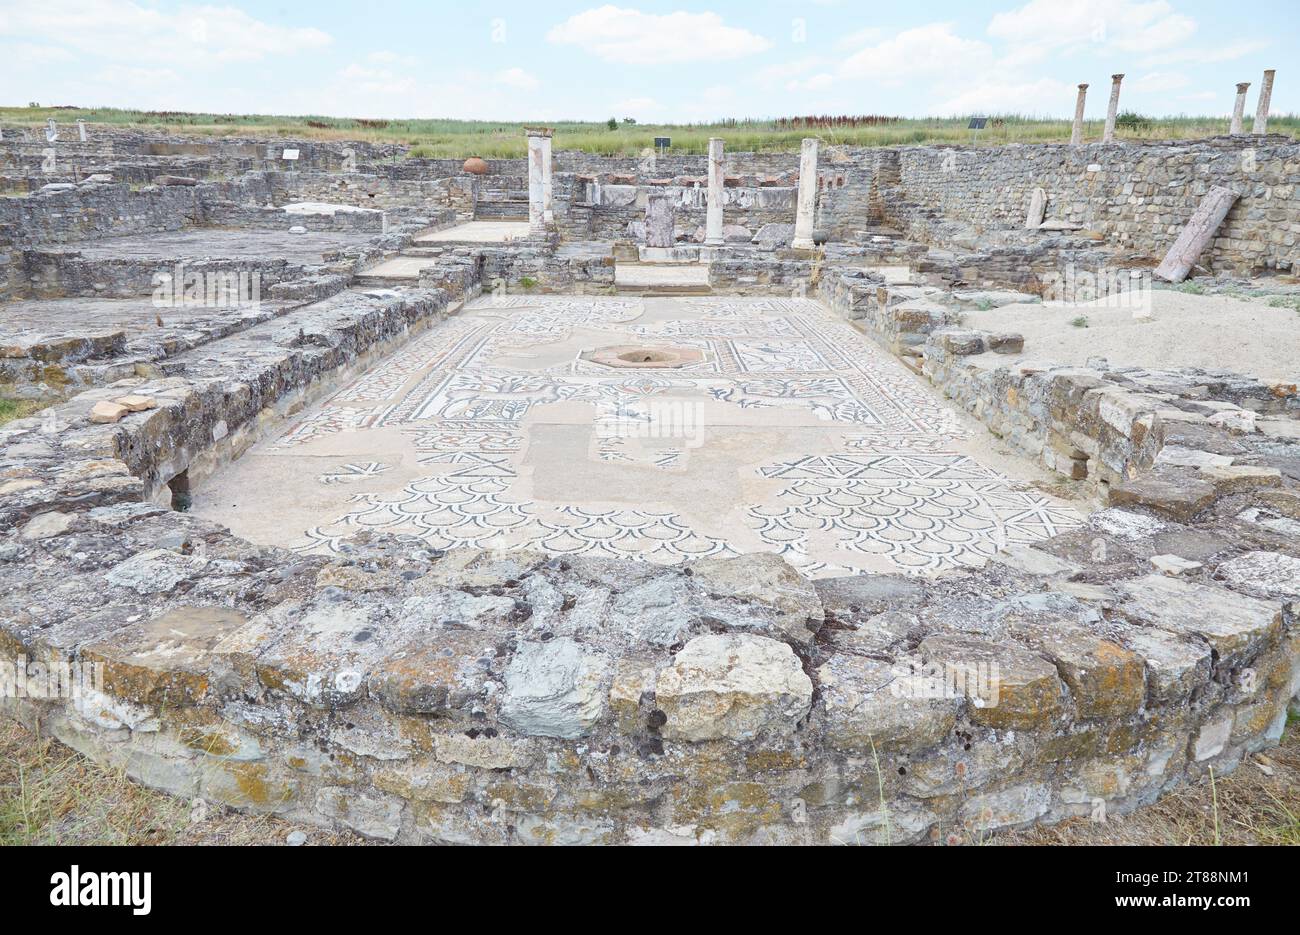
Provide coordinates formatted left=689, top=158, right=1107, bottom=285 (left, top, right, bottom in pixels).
left=970, top=289, right=1300, bottom=383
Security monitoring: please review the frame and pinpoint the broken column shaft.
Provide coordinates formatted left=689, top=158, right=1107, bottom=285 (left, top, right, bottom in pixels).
left=705, top=137, right=724, bottom=246
left=1252, top=69, right=1275, bottom=134
left=1070, top=84, right=1089, bottom=146
left=1103, top=75, right=1123, bottom=143
left=791, top=138, right=819, bottom=250
left=1230, top=82, right=1251, bottom=135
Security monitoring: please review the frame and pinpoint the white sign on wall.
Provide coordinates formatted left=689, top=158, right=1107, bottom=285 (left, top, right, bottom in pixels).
left=282, top=148, right=300, bottom=161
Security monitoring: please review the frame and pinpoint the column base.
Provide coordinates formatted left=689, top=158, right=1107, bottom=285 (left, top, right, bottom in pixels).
left=790, top=238, right=816, bottom=251
left=704, top=237, right=724, bottom=247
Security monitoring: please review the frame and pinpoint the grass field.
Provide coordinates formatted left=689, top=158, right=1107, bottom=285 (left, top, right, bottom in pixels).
left=3, top=106, right=1297, bottom=157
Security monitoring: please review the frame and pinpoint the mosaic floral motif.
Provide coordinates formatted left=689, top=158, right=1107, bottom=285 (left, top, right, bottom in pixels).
left=318, top=461, right=390, bottom=485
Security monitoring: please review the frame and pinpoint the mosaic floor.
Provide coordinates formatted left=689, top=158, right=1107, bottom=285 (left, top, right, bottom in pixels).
left=192, top=295, right=1083, bottom=578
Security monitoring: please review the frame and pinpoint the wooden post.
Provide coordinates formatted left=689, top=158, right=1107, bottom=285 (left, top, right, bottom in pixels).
left=1153, top=186, right=1239, bottom=283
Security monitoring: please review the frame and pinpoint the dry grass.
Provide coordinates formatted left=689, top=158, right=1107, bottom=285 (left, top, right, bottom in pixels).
left=3, top=713, right=1296, bottom=846
left=0, top=719, right=366, bottom=846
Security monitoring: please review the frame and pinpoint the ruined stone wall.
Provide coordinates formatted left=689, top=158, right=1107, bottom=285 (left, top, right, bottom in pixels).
left=0, top=175, right=281, bottom=246
left=893, top=137, right=1300, bottom=275
left=1, top=251, right=1298, bottom=844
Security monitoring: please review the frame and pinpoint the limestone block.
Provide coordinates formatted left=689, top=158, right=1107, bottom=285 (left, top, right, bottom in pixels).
left=1010, top=620, right=1146, bottom=719
left=919, top=634, right=1065, bottom=731
left=89, top=400, right=128, bottom=423
left=82, top=606, right=249, bottom=706
left=1198, top=464, right=1281, bottom=493
left=688, top=552, right=823, bottom=646
left=1107, top=472, right=1216, bottom=521
left=1115, top=575, right=1281, bottom=665
left=656, top=634, right=813, bottom=742
left=1117, top=626, right=1211, bottom=704
left=817, top=653, right=959, bottom=754
left=369, top=629, right=503, bottom=716
left=500, top=638, right=610, bottom=739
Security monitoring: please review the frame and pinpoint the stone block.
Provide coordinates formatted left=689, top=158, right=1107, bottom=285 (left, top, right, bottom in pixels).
left=656, top=634, right=813, bottom=742
left=919, top=634, right=1064, bottom=731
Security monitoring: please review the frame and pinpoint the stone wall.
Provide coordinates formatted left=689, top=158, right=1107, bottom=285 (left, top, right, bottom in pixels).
left=892, top=137, right=1300, bottom=275
left=0, top=175, right=280, bottom=246
left=2, top=340, right=1297, bottom=845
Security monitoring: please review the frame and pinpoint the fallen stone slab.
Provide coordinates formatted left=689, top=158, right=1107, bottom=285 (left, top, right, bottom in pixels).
left=1107, top=472, right=1217, bottom=521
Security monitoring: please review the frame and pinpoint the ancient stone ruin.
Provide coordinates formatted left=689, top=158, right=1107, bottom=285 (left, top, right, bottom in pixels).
left=0, top=119, right=1297, bottom=845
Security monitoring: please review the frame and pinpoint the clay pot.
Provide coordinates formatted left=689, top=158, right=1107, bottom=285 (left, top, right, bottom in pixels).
left=462, top=156, right=488, bottom=175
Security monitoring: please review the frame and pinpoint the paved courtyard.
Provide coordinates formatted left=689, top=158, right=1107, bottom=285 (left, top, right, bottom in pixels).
left=415, top=220, right=531, bottom=243
left=192, top=294, right=1083, bottom=577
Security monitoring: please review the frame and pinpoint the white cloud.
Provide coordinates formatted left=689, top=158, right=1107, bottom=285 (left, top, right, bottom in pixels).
left=839, top=23, right=993, bottom=86
left=547, top=5, right=771, bottom=64
left=787, top=73, right=836, bottom=93
left=1130, top=71, right=1190, bottom=93
left=2, top=42, right=76, bottom=65
left=1140, top=38, right=1270, bottom=67
left=337, top=63, right=416, bottom=96
left=754, top=56, right=827, bottom=90
left=989, top=0, right=1195, bottom=66
left=930, top=77, right=1078, bottom=117
left=0, top=0, right=331, bottom=65
left=495, top=67, right=539, bottom=91
left=367, top=49, right=420, bottom=68
left=834, top=27, right=882, bottom=51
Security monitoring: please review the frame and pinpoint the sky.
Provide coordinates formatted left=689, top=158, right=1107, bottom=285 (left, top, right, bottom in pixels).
left=0, top=0, right=1294, bottom=122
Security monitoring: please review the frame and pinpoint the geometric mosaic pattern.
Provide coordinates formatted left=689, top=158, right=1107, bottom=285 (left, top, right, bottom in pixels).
left=250, top=294, right=1082, bottom=577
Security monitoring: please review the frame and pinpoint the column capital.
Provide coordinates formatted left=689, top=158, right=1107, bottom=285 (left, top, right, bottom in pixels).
left=1111, top=74, right=1124, bottom=82
left=1236, top=82, right=1251, bottom=92
left=524, top=126, right=554, bottom=138
left=1078, top=83, right=1089, bottom=90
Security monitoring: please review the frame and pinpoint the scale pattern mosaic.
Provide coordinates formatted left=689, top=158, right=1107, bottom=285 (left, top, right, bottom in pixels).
left=265, top=295, right=1081, bottom=577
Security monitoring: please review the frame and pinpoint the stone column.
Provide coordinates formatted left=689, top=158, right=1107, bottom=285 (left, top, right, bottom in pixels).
left=525, top=127, right=552, bottom=236
left=1252, top=69, right=1275, bottom=134
left=1102, top=74, right=1123, bottom=143
left=1230, top=82, right=1251, bottom=134
left=1070, top=84, right=1088, bottom=146
left=1154, top=185, right=1239, bottom=282
left=792, top=138, right=819, bottom=250
left=540, top=132, right=554, bottom=224
left=705, top=137, right=725, bottom=246
left=77, top=119, right=87, bottom=142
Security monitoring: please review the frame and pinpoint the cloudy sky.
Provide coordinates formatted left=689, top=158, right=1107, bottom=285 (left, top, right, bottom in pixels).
left=0, top=0, right=1292, bottom=121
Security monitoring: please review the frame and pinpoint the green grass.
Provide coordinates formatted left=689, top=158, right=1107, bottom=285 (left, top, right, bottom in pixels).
left=0, top=395, right=43, bottom=426
left=1266, top=295, right=1300, bottom=313
left=4, top=105, right=1297, bottom=158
